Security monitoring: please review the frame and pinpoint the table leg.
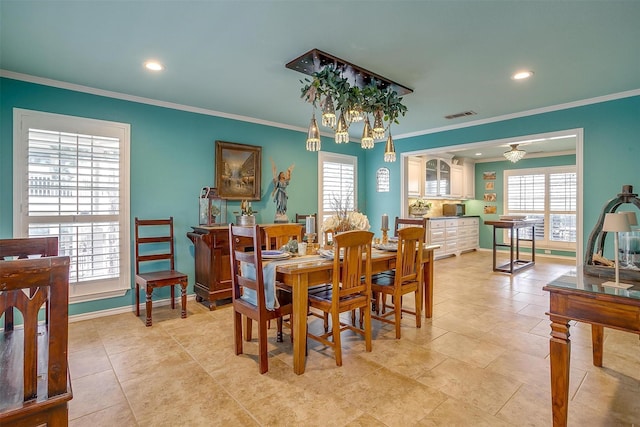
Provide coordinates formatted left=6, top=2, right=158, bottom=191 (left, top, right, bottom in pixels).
left=591, top=324, right=604, bottom=367
left=510, top=227, right=515, bottom=273
left=292, top=273, right=309, bottom=375
left=532, top=224, right=536, bottom=264
left=424, top=251, right=434, bottom=318
left=549, top=315, right=571, bottom=427
left=492, top=226, right=497, bottom=271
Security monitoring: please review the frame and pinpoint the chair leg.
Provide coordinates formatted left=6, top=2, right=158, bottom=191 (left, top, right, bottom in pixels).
left=364, top=304, right=372, bottom=352
left=323, top=313, right=329, bottom=333
left=135, top=284, right=140, bottom=317
left=332, top=311, right=342, bottom=366
left=245, top=317, right=253, bottom=341
left=415, top=290, right=422, bottom=329
left=170, top=284, right=176, bottom=309
left=258, top=318, right=269, bottom=374
left=145, top=286, right=153, bottom=327
left=234, top=311, right=243, bottom=355
left=180, top=282, right=187, bottom=319
left=277, top=316, right=283, bottom=342
left=394, top=293, right=402, bottom=339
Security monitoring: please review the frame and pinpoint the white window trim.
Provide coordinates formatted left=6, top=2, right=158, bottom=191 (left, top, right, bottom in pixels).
left=318, top=151, right=358, bottom=243
left=503, top=165, right=577, bottom=251
left=13, top=108, right=131, bottom=303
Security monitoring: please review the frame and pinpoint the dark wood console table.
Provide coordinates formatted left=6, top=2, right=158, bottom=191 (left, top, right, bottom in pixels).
left=187, top=226, right=233, bottom=310
left=543, top=271, right=640, bottom=426
left=484, top=219, right=538, bottom=274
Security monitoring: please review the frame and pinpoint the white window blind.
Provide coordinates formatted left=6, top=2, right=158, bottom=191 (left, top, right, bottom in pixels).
left=318, top=152, right=357, bottom=242
left=504, top=166, right=576, bottom=249
left=14, top=109, right=131, bottom=302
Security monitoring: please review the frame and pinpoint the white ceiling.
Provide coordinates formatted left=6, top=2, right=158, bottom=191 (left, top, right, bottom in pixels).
left=1, top=1, right=639, bottom=157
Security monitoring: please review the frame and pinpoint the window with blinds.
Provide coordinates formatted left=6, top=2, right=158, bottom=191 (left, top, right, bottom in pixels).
left=14, top=109, right=131, bottom=302
left=318, top=152, right=357, bottom=242
left=504, top=166, right=576, bottom=249
left=376, top=167, right=390, bottom=192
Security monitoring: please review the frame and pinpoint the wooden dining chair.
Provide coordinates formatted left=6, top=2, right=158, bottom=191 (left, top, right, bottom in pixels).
left=371, top=226, right=424, bottom=339
left=229, top=224, right=293, bottom=374
left=262, top=223, right=303, bottom=250
left=0, top=236, right=59, bottom=331
left=394, top=217, right=427, bottom=237
left=307, top=230, right=374, bottom=366
left=134, top=217, right=188, bottom=326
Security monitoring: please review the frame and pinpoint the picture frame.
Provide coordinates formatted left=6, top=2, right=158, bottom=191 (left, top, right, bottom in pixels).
left=484, top=205, right=497, bottom=214
left=484, top=193, right=497, bottom=202
left=483, top=171, right=497, bottom=180
left=215, top=140, right=262, bottom=200
left=485, top=181, right=495, bottom=191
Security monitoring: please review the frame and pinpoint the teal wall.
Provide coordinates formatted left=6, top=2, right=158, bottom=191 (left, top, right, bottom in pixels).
left=2, top=75, right=639, bottom=316
left=0, top=77, right=366, bottom=315
left=365, top=95, right=640, bottom=261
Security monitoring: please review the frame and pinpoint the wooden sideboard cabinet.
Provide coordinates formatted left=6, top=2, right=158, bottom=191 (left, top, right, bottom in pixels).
left=187, top=225, right=233, bottom=310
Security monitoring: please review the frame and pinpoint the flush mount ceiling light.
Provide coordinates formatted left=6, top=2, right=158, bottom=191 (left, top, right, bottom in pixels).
left=512, top=70, right=534, bottom=80
left=287, top=49, right=412, bottom=162
left=504, top=144, right=527, bottom=163
left=144, top=61, right=164, bottom=71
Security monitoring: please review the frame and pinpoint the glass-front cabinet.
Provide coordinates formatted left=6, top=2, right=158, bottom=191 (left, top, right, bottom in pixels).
left=425, top=158, right=451, bottom=197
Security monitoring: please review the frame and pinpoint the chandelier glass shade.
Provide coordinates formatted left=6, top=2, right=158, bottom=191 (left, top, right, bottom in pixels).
left=504, top=144, right=526, bottom=163
left=361, top=117, right=374, bottom=149
left=383, top=132, right=396, bottom=163
left=321, top=95, right=336, bottom=128
left=306, top=114, right=321, bottom=151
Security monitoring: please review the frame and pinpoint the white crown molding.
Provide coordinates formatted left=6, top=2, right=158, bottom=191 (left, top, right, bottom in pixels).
left=3, top=69, right=638, bottom=141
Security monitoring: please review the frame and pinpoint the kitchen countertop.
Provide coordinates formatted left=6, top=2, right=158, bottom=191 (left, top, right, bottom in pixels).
left=426, top=215, right=480, bottom=220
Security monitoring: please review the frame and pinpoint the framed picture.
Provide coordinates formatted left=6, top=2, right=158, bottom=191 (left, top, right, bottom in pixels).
left=483, top=171, right=497, bottom=180
left=484, top=193, right=497, bottom=202
left=215, top=141, right=262, bottom=200
left=485, top=181, right=495, bottom=191
left=484, top=205, right=497, bottom=214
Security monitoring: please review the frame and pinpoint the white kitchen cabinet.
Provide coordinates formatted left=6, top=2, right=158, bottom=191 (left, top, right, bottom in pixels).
left=450, top=164, right=463, bottom=198
left=407, top=157, right=422, bottom=197
left=462, top=160, right=475, bottom=199
left=427, top=217, right=479, bottom=259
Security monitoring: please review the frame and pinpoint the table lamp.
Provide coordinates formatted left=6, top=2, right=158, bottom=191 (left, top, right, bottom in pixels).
left=602, top=212, right=631, bottom=287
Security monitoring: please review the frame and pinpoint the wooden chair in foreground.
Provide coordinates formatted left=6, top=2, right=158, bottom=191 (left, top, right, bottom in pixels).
left=134, top=217, right=188, bottom=326
left=371, top=226, right=424, bottom=339
left=394, top=217, right=427, bottom=237
left=0, top=256, right=73, bottom=427
left=307, top=230, right=374, bottom=366
left=0, top=236, right=59, bottom=331
left=229, top=224, right=293, bottom=374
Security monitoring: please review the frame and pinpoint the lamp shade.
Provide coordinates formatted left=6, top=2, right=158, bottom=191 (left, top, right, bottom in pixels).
left=620, top=211, right=638, bottom=226
left=602, top=212, right=631, bottom=232
left=503, top=144, right=526, bottom=163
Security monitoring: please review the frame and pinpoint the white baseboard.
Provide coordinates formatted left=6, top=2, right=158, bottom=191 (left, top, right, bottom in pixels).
left=69, top=294, right=198, bottom=323
left=476, top=247, right=576, bottom=261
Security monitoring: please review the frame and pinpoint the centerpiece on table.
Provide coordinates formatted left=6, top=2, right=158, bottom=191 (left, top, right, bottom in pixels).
left=321, top=194, right=370, bottom=246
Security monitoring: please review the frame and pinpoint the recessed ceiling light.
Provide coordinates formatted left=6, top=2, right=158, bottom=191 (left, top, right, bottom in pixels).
left=144, top=61, right=164, bottom=71
left=512, top=70, right=534, bottom=80
left=475, top=153, right=482, bottom=156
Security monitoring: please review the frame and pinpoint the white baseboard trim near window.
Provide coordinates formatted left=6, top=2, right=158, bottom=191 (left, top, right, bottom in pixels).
left=69, top=294, right=198, bottom=323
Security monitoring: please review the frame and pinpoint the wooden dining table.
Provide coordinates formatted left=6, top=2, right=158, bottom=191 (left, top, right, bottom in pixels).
left=274, top=244, right=438, bottom=375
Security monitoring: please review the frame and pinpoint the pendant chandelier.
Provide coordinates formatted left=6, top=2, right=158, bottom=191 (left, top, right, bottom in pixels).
left=286, top=49, right=412, bottom=162
left=504, top=144, right=527, bottom=163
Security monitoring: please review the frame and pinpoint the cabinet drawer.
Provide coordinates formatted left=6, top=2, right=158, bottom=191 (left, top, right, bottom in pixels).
left=445, top=219, right=459, bottom=228
left=429, top=230, right=445, bottom=243
left=445, top=229, right=458, bottom=239
left=429, top=220, right=445, bottom=230
left=445, top=241, right=457, bottom=252
left=459, top=218, right=478, bottom=227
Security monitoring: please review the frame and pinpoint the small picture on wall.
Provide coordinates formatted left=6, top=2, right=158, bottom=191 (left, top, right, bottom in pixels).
left=483, top=171, right=497, bottom=180
left=484, top=205, right=497, bottom=214
left=483, top=193, right=497, bottom=202
left=485, top=181, right=495, bottom=191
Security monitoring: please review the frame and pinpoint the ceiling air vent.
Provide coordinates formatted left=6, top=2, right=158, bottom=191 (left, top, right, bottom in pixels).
left=444, top=110, right=477, bottom=120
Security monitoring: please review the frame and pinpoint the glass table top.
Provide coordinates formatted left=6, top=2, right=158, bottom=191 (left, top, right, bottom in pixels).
left=546, top=269, right=640, bottom=300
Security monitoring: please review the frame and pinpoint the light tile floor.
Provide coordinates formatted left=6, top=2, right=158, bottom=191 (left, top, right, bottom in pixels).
left=66, top=251, right=640, bottom=426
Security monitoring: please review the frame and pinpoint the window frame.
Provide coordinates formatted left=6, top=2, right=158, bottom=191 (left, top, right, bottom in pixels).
left=503, top=165, right=577, bottom=251
left=317, top=151, right=358, bottom=244
left=13, top=108, right=131, bottom=303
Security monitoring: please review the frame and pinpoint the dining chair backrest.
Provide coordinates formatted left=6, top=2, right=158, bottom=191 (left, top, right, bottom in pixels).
left=0, top=237, right=59, bottom=331
left=229, top=224, right=266, bottom=305
left=395, top=226, right=424, bottom=286
left=134, top=218, right=177, bottom=274
left=332, top=230, right=374, bottom=299
left=262, top=223, right=303, bottom=250
left=394, top=217, right=427, bottom=237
